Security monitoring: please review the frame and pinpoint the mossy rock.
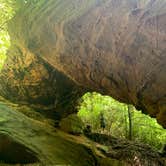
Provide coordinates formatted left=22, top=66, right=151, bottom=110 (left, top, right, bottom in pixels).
left=98, top=158, right=126, bottom=166
left=60, top=114, right=84, bottom=135
left=0, top=104, right=98, bottom=165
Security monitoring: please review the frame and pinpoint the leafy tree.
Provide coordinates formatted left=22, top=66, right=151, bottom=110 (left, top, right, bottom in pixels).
left=78, top=92, right=166, bottom=150
left=127, top=105, right=134, bottom=140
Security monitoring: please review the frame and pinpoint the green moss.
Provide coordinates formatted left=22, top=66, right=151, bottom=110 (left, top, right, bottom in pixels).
left=60, top=114, right=84, bottom=135
left=98, top=157, right=125, bottom=166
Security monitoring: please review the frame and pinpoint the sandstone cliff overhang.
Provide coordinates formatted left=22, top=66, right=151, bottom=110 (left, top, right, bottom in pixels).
left=0, top=0, right=165, bottom=127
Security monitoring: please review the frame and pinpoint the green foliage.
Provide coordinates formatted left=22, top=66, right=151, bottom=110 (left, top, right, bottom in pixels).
left=132, top=111, right=166, bottom=150
left=0, top=0, right=15, bottom=70
left=0, top=31, right=10, bottom=69
left=0, top=0, right=41, bottom=70
left=0, top=0, right=15, bottom=30
left=78, top=92, right=127, bottom=135
left=78, top=92, right=166, bottom=150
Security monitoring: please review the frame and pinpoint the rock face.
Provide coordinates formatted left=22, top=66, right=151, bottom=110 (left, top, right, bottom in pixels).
left=0, top=103, right=165, bottom=166
left=0, top=46, right=85, bottom=119
left=0, top=103, right=98, bottom=165
left=0, top=133, right=39, bottom=164
left=0, top=0, right=166, bottom=127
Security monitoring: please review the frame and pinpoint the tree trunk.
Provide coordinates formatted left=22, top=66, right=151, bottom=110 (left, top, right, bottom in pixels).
left=127, top=105, right=133, bottom=140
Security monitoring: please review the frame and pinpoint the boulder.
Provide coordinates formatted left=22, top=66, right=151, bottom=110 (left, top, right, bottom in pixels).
left=60, top=114, right=84, bottom=135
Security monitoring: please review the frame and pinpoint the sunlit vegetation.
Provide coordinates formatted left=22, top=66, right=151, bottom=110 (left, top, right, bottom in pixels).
left=78, top=92, right=166, bottom=150
left=0, top=31, right=10, bottom=69
left=0, top=0, right=15, bottom=69
left=0, top=0, right=42, bottom=69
